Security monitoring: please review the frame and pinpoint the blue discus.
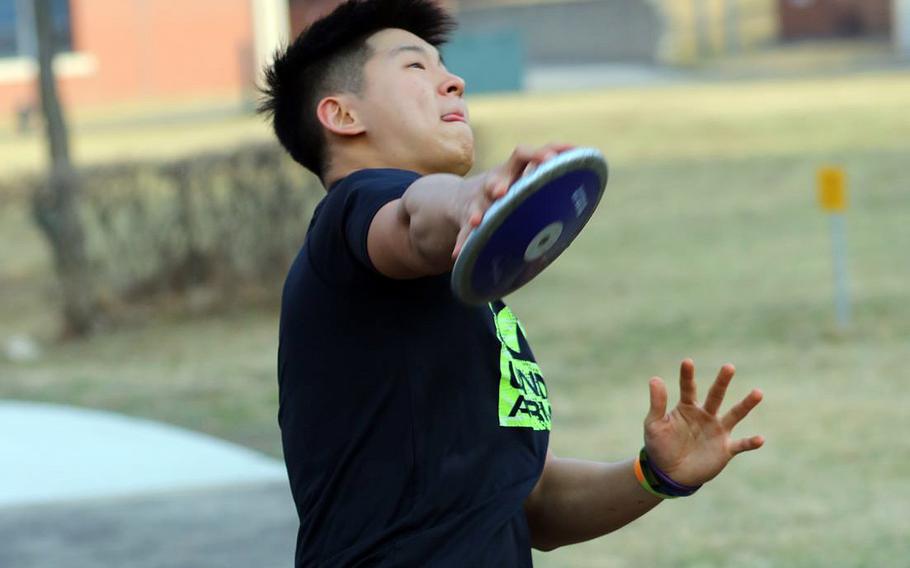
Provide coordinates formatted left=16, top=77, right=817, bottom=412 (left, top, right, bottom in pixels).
left=451, top=147, right=609, bottom=305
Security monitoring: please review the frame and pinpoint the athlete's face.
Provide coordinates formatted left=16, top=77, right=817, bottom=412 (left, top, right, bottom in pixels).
left=356, top=28, right=474, bottom=176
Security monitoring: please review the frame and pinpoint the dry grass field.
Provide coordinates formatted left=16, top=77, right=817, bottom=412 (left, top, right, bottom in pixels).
left=2, top=69, right=908, bottom=566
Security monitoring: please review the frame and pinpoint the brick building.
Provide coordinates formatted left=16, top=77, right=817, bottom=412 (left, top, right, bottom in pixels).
left=8, top=0, right=903, bottom=120
left=287, top=0, right=454, bottom=34
left=778, top=0, right=892, bottom=40
left=0, top=0, right=288, bottom=118
left=289, top=0, right=663, bottom=67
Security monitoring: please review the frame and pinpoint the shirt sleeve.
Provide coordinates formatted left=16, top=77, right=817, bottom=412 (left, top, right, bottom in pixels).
left=306, top=169, right=422, bottom=285
left=342, top=169, right=422, bottom=273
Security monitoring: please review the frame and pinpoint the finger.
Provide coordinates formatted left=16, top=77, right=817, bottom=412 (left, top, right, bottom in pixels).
left=506, top=145, right=534, bottom=171
left=453, top=204, right=486, bottom=258
left=452, top=223, right=474, bottom=259
left=523, top=150, right=558, bottom=178
left=678, top=358, right=697, bottom=406
left=703, top=363, right=735, bottom=415
left=730, top=435, right=765, bottom=456
left=530, top=148, right=557, bottom=165
left=537, top=143, right=574, bottom=156
left=508, top=143, right=571, bottom=166
left=510, top=144, right=535, bottom=160
left=546, top=142, right=575, bottom=153
left=504, top=144, right=544, bottom=185
left=721, top=388, right=764, bottom=431
left=503, top=143, right=576, bottom=187
left=505, top=156, right=531, bottom=187
left=483, top=173, right=509, bottom=200
left=494, top=175, right=512, bottom=199
left=470, top=184, right=495, bottom=223
left=645, top=377, right=668, bottom=425
left=536, top=144, right=574, bottom=165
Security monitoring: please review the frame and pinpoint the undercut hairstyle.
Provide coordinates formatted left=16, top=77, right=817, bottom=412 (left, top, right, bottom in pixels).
left=258, top=0, right=457, bottom=182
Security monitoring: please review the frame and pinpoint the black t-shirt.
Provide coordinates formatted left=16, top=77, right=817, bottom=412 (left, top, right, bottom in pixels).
left=278, top=168, right=551, bottom=567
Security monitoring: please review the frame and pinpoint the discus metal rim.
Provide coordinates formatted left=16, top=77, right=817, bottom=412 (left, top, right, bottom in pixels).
left=451, top=147, right=609, bottom=305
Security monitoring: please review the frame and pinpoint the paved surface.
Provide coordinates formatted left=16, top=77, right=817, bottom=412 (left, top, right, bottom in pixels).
left=0, top=401, right=288, bottom=507
left=0, top=401, right=298, bottom=567
left=0, top=481, right=297, bottom=568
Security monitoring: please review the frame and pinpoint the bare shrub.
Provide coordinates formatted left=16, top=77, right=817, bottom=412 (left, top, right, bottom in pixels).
left=68, top=143, right=321, bottom=317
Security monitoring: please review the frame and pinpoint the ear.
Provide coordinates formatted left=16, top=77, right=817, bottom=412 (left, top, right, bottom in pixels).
left=316, top=95, right=366, bottom=137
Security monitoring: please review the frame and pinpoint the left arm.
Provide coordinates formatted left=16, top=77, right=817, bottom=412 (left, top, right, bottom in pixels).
left=524, top=451, right=661, bottom=552
left=524, top=359, right=765, bottom=551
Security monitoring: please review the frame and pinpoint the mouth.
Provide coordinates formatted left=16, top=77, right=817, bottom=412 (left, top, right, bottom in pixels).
left=441, top=113, right=467, bottom=123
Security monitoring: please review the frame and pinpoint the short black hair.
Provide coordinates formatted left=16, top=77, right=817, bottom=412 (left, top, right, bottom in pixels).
left=258, top=0, right=457, bottom=182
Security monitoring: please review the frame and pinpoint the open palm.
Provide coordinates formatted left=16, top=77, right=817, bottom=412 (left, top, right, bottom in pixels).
left=642, top=359, right=765, bottom=488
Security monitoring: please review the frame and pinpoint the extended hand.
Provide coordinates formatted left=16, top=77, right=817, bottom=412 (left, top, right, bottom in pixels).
left=643, top=359, right=765, bottom=487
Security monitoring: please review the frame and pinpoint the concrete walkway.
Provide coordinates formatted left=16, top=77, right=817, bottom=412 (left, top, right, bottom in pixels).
left=0, top=401, right=298, bottom=567
left=0, top=480, right=297, bottom=568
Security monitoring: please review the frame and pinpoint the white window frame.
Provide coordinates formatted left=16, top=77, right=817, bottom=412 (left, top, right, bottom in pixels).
left=0, top=51, right=97, bottom=84
left=0, top=0, right=95, bottom=84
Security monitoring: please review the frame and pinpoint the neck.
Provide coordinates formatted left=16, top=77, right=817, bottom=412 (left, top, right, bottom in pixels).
left=324, top=137, right=432, bottom=189
left=325, top=156, right=425, bottom=190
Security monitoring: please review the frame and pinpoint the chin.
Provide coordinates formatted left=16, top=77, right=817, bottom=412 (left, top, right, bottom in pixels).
left=420, top=150, right=473, bottom=176
left=420, top=134, right=475, bottom=176
left=435, top=156, right=473, bottom=177
left=451, top=153, right=474, bottom=176
left=445, top=140, right=476, bottom=176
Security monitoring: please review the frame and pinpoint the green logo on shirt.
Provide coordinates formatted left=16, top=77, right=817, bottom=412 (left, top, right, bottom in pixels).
left=491, top=303, right=551, bottom=431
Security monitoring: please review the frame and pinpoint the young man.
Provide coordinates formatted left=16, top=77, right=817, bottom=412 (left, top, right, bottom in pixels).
left=261, top=1, right=765, bottom=566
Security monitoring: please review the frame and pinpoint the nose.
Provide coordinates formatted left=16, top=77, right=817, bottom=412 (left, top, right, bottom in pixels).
left=440, top=71, right=465, bottom=97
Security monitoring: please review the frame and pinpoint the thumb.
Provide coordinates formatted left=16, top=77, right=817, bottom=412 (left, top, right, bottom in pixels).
left=645, top=377, right=668, bottom=425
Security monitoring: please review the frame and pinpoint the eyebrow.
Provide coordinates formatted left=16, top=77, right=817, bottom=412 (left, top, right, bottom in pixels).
left=387, top=44, right=445, bottom=66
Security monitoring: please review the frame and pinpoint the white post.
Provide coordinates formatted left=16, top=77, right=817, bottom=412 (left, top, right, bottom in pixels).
left=251, top=0, right=291, bottom=88
left=817, top=166, right=851, bottom=330
left=896, top=0, right=910, bottom=57
left=829, top=214, right=851, bottom=329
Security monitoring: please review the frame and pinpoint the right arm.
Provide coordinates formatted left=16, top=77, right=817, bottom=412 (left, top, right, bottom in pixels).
left=367, top=144, right=576, bottom=279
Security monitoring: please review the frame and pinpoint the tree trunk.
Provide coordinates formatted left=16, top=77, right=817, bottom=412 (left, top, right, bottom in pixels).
left=723, top=0, right=741, bottom=54
left=31, top=0, right=98, bottom=337
left=693, top=0, right=713, bottom=59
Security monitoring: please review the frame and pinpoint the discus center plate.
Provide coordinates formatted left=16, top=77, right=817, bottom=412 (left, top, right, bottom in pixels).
left=524, top=222, right=564, bottom=262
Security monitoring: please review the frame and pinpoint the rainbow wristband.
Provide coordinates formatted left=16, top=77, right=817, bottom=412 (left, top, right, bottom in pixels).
left=634, top=447, right=702, bottom=499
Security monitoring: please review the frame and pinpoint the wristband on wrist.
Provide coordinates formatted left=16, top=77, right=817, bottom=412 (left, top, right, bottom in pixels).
left=633, top=447, right=702, bottom=499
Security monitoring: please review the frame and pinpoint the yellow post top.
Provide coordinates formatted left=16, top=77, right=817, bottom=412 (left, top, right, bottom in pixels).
left=817, top=167, right=847, bottom=213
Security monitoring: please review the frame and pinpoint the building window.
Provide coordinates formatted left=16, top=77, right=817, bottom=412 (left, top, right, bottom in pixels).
left=0, top=0, right=72, bottom=59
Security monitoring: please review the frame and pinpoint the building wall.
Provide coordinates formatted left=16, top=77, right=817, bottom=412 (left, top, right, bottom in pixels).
left=289, top=0, right=338, bottom=34
left=287, top=0, right=663, bottom=68
left=898, top=0, right=910, bottom=55
left=288, top=0, right=455, bottom=35
left=0, top=0, right=254, bottom=117
left=457, top=0, right=663, bottom=64
left=779, top=0, right=892, bottom=40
